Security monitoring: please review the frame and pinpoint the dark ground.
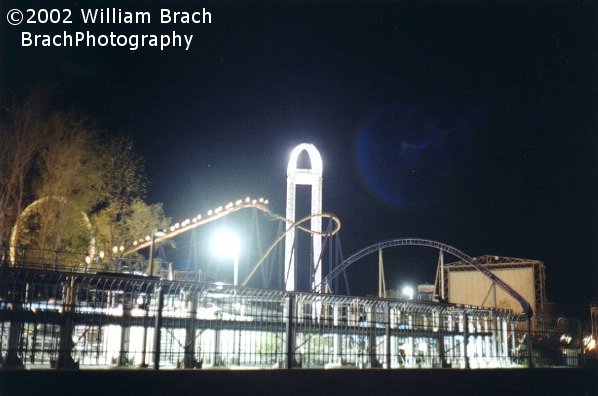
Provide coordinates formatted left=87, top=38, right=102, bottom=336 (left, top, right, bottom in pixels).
left=1, top=368, right=597, bottom=396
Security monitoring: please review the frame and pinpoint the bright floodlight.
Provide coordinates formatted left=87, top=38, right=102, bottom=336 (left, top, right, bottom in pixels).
left=212, top=229, right=241, bottom=286
left=212, top=229, right=240, bottom=258
left=402, top=286, right=414, bottom=300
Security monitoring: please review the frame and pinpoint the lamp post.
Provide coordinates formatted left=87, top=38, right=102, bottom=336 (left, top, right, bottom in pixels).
left=112, top=246, right=119, bottom=270
left=212, top=229, right=241, bottom=366
left=148, top=230, right=166, bottom=277
left=140, top=230, right=165, bottom=368
left=112, top=245, right=125, bottom=272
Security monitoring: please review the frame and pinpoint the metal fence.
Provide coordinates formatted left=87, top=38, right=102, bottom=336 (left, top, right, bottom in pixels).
left=3, top=246, right=169, bottom=277
left=0, top=266, right=593, bottom=370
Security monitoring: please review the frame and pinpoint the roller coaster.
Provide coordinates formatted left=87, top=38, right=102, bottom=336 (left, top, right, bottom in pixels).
left=114, top=195, right=532, bottom=317
left=1, top=142, right=591, bottom=373
left=2, top=191, right=566, bottom=374
left=8, top=193, right=532, bottom=318
left=316, top=238, right=533, bottom=318
left=123, top=196, right=274, bottom=255
left=6, top=140, right=534, bottom=317
left=8, top=196, right=96, bottom=265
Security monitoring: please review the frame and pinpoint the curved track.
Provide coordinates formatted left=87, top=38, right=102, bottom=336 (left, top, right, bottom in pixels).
left=123, top=198, right=341, bottom=283
left=9, top=196, right=96, bottom=264
left=123, top=197, right=273, bottom=255
left=241, top=212, right=341, bottom=286
left=314, top=238, right=533, bottom=317
left=13, top=197, right=530, bottom=318
left=123, top=195, right=341, bottom=289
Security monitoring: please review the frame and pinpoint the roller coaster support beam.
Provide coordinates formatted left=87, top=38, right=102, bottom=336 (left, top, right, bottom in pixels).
left=285, top=143, right=323, bottom=292
left=152, top=283, right=165, bottom=370
left=183, top=290, right=201, bottom=368
left=55, top=277, right=79, bottom=369
left=527, top=317, right=534, bottom=368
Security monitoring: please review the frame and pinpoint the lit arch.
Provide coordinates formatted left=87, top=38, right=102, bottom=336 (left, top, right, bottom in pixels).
left=285, top=143, right=324, bottom=291
left=9, top=196, right=96, bottom=264
left=315, top=238, right=533, bottom=317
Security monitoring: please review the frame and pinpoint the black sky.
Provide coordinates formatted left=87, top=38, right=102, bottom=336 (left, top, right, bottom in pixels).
left=1, top=0, right=596, bottom=317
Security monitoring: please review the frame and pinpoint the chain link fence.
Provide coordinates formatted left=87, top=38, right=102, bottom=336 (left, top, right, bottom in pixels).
left=0, top=267, right=594, bottom=369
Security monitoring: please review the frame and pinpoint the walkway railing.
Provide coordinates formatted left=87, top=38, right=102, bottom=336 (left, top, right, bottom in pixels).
left=0, top=266, right=593, bottom=369
left=2, top=246, right=166, bottom=276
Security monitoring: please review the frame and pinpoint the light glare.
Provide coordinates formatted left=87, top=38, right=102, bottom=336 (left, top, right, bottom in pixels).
left=402, top=286, right=414, bottom=300
left=212, top=229, right=240, bottom=258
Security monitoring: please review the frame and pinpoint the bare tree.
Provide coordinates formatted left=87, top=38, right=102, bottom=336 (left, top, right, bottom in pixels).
left=33, top=114, right=106, bottom=253
left=0, top=94, right=49, bottom=260
left=2, top=94, right=170, bottom=271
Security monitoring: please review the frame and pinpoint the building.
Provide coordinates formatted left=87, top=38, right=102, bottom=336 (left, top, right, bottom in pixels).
left=442, top=255, right=547, bottom=317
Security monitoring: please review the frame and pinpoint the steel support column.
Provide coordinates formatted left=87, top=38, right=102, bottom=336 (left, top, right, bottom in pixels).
left=285, top=294, right=296, bottom=368
left=153, top=283, right=165, bottom=370
left=526, top=317, right=534, bottom=368
left=463, top=312, right=470, bottom=369
left=55, top=277, right=78, bottom=369
left=184, top=290, right=200, bottom=368
left=118, top=296, right=132, bottom=366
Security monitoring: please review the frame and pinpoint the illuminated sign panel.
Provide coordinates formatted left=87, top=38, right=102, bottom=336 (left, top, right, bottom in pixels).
left=448, top=267, right=535, bottom=314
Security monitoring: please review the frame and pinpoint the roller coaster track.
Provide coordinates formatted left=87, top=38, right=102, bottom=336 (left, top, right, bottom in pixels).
left=123, top=198, right=342, bottom=288
left=241, top=212, right=341, bottom=287
left=123, top=197, right=273, bottom=255
left=9, top=196, right=96, bottom=264
left=314, top=238, right=533, bottom=318
left=11, top=197, right=530, bottom=318
left=11, top=195, right=341, bottom=290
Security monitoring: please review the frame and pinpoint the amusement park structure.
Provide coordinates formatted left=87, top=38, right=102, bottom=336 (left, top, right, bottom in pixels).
left=441, top=256, right=547, bottom=318
left=285, top=143, right=323, bottom=292
left=1, top=143, right=595, bottom=371
left=1, top=143, right=538, bottom=320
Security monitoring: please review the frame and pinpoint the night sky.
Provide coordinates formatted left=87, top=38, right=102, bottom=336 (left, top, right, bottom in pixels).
left=1, top=0, right=596, bottom=317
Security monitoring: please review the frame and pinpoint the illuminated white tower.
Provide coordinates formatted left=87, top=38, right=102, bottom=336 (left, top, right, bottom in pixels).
left=285, top=143, right=323, bottom=291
